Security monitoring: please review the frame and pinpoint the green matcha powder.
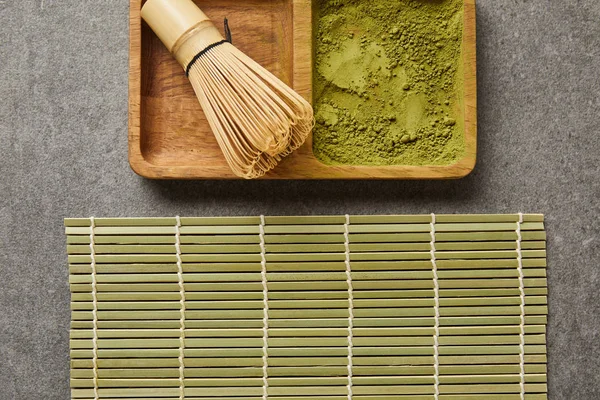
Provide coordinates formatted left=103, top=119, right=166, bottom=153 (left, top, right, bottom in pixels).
left=313, top=0, right=465, bottom=166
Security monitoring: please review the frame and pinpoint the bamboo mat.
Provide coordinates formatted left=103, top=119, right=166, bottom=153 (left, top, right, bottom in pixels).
left=66, top=214, right=548, bottom=400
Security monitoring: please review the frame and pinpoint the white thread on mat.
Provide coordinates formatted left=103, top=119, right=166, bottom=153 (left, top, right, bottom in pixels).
left=175, top=216, right=186, bottom=400
left=430, top=213, right=440, bottom=400
left=259, top=215, right=269, bottom=400
left=516, top=213, right=526, bottom=400
left=343, top=214, right=354, bottom=399
left=89, top=217, right=99, bottom=400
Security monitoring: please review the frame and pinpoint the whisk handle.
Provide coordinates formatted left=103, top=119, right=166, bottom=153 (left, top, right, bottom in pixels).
left=142, top=0, right=213, bottom=53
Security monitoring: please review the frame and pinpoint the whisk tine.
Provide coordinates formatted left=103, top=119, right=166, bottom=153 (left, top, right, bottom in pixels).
left=142, top=0, right=313, bottom=179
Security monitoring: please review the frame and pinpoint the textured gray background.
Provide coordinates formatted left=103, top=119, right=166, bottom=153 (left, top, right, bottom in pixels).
left=0, top=0, right=599, bottom=399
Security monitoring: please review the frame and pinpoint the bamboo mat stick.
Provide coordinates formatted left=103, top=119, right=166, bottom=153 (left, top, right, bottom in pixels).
left=70, top=287, right=548, bottom=301
left=70, top=332, right=547, bottom=349
left=69, top=374, right=548, bottom=387
left=70, top=314, right=550, bottom=326
left=70, top=314, right=548, bottom=330
left=68, top=396, right=549, bottom=400
left=70, top=295, right=548, bottom=308
left=68, top=259, right=547, bottom=274
left=70, top=304, right=548, bottom=320
left=70, top=325, right=546, bottom=339
left=69, top=364, right=546, bottom=377
left=70, top=382, right=547, bottom=396
left=70, top=344, right=547, bottom=360
left=69, top=269, right=549, bottom=284
left=71, top=364, right=546, bottom=378
left=65, top=222, right=545, bottom=236
left=70, top=277, right=548, bottom=291
left=70, top=295, right=548, bottom=311
left=67, top=231, right=546, bottom=245
left=67, top=250, right=547, bottom=264
left=67, top=397, right=547, bottom=400
left=69, top=241, right=566, bottom=254
left=63, top=214, right=544, bottom=226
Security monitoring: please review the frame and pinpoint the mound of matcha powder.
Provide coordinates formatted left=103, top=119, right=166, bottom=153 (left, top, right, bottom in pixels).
left=313, top=0, right=465, bottom=166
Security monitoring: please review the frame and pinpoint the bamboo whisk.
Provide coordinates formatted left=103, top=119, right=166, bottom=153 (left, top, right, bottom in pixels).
left=141, top=0, right=313, bottom=179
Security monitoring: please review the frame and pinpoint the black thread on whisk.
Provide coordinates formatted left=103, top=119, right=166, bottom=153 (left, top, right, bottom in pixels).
left=224, top=18, right=232, bottom=43
left=185, top=18, right=233, bottom=77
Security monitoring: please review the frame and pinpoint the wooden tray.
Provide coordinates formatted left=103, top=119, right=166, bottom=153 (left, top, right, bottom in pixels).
left=129, top=0, right=476, bottom=179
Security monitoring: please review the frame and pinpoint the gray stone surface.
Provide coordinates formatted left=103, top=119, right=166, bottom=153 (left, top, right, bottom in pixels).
left=0, top=0, right=599, bottom=398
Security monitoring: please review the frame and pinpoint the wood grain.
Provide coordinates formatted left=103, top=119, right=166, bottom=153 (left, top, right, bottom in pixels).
left=129, top=0, right=477, bottom=179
